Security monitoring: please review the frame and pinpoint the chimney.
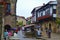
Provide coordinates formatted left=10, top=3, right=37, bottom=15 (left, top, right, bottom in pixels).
left=43, top=3, right=45, bottom=6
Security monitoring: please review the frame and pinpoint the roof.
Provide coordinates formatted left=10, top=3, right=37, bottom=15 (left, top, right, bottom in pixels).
left=26, top=16, right=32, bottom=20
left=37, top=1, right=57, bottom=11
left=31, top=6, right=42, bottom=13
left=17, top=16, right=25, bottom=19
left=24, top=24, right=35, bottom=28
left=17, top=16, right=27, bottom=21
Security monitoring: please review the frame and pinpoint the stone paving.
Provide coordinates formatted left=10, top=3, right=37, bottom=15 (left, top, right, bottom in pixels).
left=41, top=31, right=60, bottom=40
left=9, top=31, right=60, bottom=40
left=44, top=33, right=60, bottom=40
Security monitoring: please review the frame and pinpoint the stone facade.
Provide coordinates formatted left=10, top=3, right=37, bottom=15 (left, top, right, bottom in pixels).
left=4, top=0, right=17, bottom=28
left=31, top=1, right=57, bottom=33
left=0, top=0, right=17, bottom=40
left=57, top=0, right=60, bottom=17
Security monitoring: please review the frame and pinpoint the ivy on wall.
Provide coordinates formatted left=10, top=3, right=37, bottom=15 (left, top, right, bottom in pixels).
left=56, top=18, right=60, bottom=25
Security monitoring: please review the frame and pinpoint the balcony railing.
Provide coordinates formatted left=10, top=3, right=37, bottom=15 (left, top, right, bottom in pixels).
left=37, top=15, right=52, bottom=20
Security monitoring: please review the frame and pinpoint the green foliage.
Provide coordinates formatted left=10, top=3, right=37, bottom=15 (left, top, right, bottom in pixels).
left=18, top=21, right=23, bottom=26
left=27, top=20, right=31, bottom=25
left=56, top=18, right=60, bottom=25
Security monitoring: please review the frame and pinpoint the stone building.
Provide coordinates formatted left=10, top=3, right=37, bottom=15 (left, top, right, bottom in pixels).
left=17, top=16, right=27, bottom=26
left=0, top=0, right=17, bottom=39
left=4, top=0, right=17, bottom=28
left=57, top=0, right=60, bottom=17
left=31, top=1, right=57, bottom=32
left=0, top=0, right=17, bottom=29
left=56, top=0, right=60, bottom=33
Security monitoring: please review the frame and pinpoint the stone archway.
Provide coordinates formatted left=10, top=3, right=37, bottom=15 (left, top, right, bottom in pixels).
left=4, top=24, right=11, bottom=31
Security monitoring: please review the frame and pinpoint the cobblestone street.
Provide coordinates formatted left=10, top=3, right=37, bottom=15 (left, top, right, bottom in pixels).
left=12, top=30, right=60, bottom=40
left=43, top=33, right=60, bottom=40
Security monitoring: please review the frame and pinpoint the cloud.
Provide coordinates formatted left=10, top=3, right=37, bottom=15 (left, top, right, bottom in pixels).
left=16, top=0, right=56, bottom=18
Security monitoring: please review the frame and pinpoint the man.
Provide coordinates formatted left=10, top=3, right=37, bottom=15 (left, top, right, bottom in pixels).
left=47, top=24, right=52, bottom=38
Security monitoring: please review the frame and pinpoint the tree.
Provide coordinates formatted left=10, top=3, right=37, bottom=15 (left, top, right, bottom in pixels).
left=27, top=20, right=31, bottom=25
left=18, top=21, right=23, bottom=27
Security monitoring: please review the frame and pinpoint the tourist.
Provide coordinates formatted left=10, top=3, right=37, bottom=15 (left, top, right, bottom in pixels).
left=36, top=28, right=42, bottom=38
left=8, top=31, right=12, bottom=37
left=4, top=30, right=8, bottom=40
left=47, top=24, right=52, bottom=38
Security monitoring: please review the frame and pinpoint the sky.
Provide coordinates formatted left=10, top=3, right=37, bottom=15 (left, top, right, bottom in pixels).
left=16, top=0, right=56, bottom=18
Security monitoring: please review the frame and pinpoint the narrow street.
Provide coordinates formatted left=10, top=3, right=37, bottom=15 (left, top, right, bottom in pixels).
left=17, top=30, right=37, bottom=40
left=16, top=30, right=60, bottom=40
left=42, top=32, right=60, bottom=40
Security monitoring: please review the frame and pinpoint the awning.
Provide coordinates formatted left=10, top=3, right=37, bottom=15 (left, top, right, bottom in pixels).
left=24, top=24, right=35, bottom=28
left=11, top=28, right=17, bottom=30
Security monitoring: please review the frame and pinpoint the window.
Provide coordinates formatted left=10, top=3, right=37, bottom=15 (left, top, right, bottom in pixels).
left=39, top=12, right=42, bottom=17
left=38, top=12, right=40, bottom=17
left=50, top=7, right=53, bottom=15
left=53, top=6, right=56, bottom=9
left=41, top=12, right=43, bottom=16
left=6, top=3, right=11, bottom=15
left=53, top=9, right=56, bottom=13
left=45, top=8, right=50, bottom=15
left=6, top=3, right=11, bottom=13
left=43, top=11, right=45, bottom=16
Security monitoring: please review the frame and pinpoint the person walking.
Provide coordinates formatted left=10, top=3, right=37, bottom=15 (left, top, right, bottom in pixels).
left=45, top=27, right=48, bottom=35
left=4, top=30, right=8, bottom=40
left=36, top=28, right=42, bottom=38
left=47, top=24, right=52, bottom=38
left=8, top=31, right=12, bottom=37
left=47, top=29, right=52, bottom=38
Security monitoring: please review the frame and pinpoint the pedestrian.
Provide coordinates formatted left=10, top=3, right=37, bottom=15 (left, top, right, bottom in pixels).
left=36, top=28, right=42, bottom=38
left=8, top=31, right=12, bottom=37
left=47, top=24, right=52, bottom=38
left=22, top=26, right=25, bottom=31
left=47, top=29, right=52, bottom=38
left=4, top=30, right=8, bottom=40
left=13, top=31, right=18, bottom=36
left=16, top=28, right=18, bottom=34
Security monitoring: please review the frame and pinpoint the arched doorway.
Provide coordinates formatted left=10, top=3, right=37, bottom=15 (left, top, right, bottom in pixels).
left=4, top=24, right=11, bottom=31
left=49, top=23, right=51, bottom=29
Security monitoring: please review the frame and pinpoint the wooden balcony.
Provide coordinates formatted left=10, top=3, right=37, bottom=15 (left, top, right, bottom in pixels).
left=37, top=15, right=52, bottom=21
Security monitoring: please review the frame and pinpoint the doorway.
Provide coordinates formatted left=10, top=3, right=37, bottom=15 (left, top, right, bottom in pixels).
left=4, top=24, right=11, bottom=31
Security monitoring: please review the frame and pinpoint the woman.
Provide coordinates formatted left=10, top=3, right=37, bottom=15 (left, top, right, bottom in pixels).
left=8, top=31, right=12, bottom=37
